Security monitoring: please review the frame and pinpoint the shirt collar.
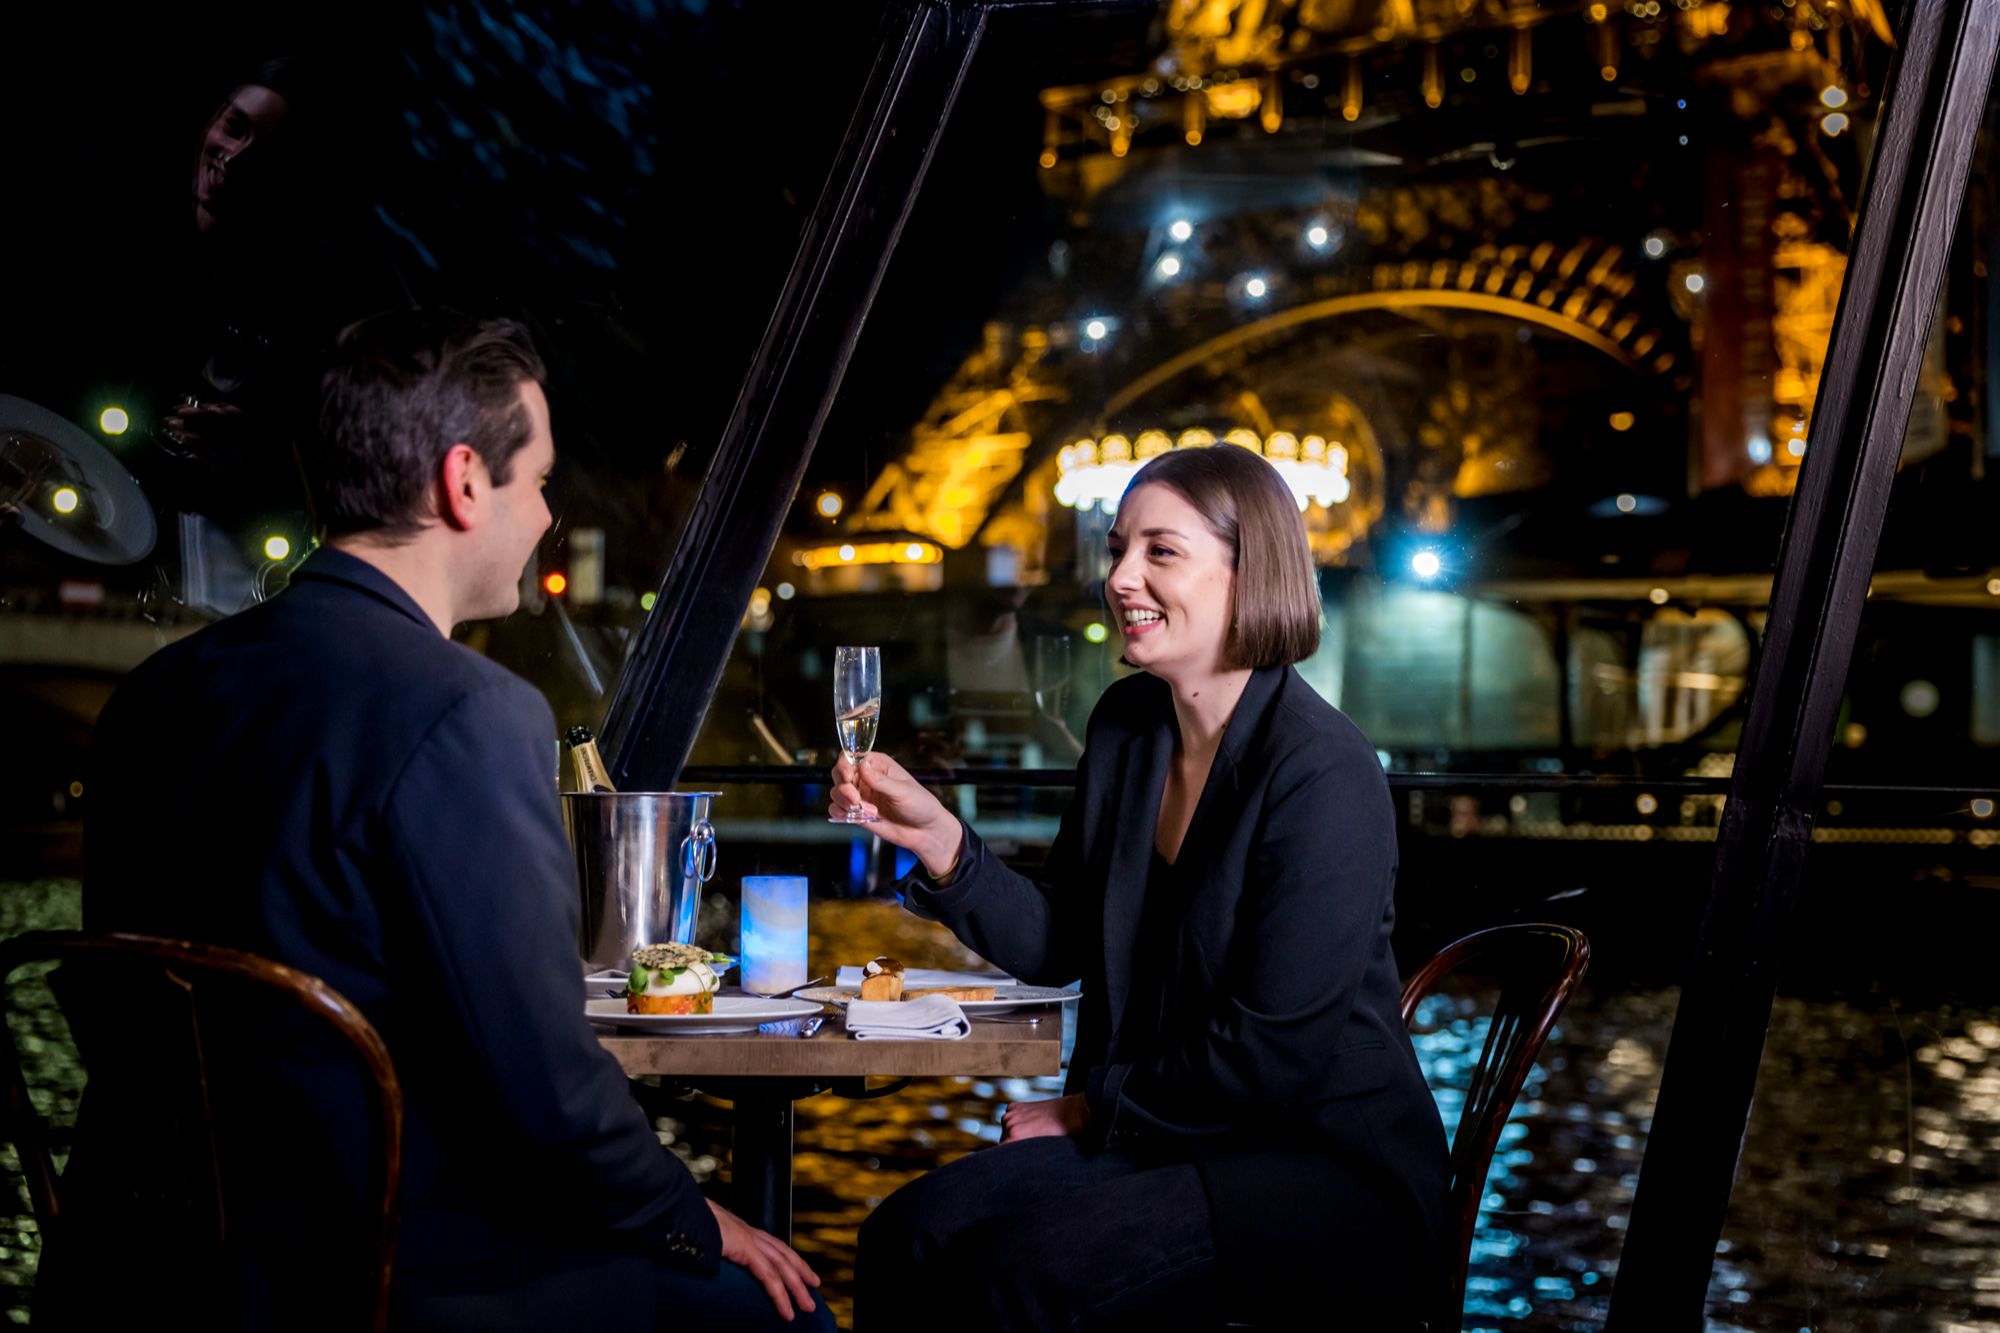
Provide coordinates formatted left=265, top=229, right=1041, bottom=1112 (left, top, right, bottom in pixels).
left=289, top=546, right=444, bottom=635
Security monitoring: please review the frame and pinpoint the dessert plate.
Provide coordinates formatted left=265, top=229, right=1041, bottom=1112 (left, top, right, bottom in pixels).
left=585, top=996, right=822, bottom=1034
left=794, top=985, right=1080, bottom=1016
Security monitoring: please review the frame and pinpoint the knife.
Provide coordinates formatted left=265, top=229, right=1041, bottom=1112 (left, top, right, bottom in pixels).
left=602, top=975, right=829, bottom=1001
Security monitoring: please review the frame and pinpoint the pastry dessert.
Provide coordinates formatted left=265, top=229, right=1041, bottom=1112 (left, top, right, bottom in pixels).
left=626, top=942, right=733, bottom=1014
left=856, top=958, right=994, bottom=1003
left=858, top=956, right=905, bottom=1002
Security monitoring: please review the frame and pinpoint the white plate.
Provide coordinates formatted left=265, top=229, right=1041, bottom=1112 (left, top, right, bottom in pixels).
left=585, top=996, right=823, bottom=1034
left=794, top=985, right=1080, bottom=1015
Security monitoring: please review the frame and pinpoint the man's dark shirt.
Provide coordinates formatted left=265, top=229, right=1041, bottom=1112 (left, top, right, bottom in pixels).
left=52, top=548, right=717, bottom=1329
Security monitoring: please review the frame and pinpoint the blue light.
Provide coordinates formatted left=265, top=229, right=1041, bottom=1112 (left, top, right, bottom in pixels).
left=1412, top=549, right=1442, bottom=580
left=893, top=846, right=917, bottom=878
left=1588, top=493, right=1669, bottom=518
left=1748, top=435, right=1773, bottom=464
left=849, top=836, right=868, bottom=887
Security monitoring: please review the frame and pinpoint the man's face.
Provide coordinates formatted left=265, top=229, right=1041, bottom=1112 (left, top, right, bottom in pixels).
left=462, top=382, right=554, bottom=622
left=193, top=84, right=290, bottom=235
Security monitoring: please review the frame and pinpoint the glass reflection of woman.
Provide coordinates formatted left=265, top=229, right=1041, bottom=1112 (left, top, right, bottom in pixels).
left=157, top=59, right=353, bottom=613
left=191, top=77, right=294, bottom=239
left=164, top=59, right=317, bottom=463
left=834, top=444, right=1449, bottom=1329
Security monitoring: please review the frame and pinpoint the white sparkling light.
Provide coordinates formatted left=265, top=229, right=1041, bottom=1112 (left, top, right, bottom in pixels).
left=1411, top=550, right=1442, bottom=580
left=1168, top=218, right=1193, bottom=241
left=1058, top=432, right=1347, bottom=514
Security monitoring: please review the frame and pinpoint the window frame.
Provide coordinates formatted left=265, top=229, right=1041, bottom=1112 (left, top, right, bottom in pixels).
left=595, top=0, right=2000, bottom=1323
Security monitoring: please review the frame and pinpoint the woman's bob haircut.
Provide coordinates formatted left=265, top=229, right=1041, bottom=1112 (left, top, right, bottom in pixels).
left=1121, top=445, right=1321, bottom=669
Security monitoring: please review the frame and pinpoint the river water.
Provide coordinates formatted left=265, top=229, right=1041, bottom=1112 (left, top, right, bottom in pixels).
left=3, top=882, right=1997, bottom=1331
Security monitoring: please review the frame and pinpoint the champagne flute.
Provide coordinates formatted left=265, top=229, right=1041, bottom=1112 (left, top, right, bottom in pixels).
left=832, top=645, right=882, bottom=824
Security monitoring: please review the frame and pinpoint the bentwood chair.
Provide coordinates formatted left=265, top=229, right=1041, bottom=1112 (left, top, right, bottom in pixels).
left=1400, top=922, right=1593, bottom=1333
left=0, top=931, right=405, bottom=1332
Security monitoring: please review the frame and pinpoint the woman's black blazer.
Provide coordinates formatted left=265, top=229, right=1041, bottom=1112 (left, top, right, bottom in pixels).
left=898, top=664, right=1449, bottom=1290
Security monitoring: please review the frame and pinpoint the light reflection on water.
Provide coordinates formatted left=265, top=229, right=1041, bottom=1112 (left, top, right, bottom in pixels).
left=10, top=884, right=2000, bottom=1330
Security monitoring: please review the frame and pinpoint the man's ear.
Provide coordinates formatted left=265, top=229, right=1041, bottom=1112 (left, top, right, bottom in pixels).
left=437, top=443, right=484, bottom=532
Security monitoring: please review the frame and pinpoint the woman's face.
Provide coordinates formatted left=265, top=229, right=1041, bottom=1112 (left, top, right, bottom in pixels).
left=1105, top=482, right=1236, bottom=682
left=192, top=84, right=290, bottom=235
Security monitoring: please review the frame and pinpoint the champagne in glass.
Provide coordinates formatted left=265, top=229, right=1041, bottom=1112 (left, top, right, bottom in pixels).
left=832, top=645, right=882, bottom=824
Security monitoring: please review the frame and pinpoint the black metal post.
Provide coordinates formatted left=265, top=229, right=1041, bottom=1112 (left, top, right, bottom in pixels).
left=1606, top=2, right=2000, bottom=1326
left=728, top=1090, right=797, bottom=1241
left=600, top=0, right=990, bottom=788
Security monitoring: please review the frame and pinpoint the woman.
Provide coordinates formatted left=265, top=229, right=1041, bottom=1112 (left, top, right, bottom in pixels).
left=832, top=445, right=1449, bottom=1330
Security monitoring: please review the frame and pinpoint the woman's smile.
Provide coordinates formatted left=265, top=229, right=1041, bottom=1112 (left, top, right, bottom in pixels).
left=1120, top=606, right=1166, bottom=637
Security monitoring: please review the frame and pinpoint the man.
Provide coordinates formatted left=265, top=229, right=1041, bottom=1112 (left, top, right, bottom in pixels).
left=51, top=309, right=832, bottom=1330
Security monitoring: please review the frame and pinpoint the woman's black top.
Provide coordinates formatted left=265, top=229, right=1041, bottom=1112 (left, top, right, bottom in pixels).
left=897, top=665, right=1450, bottom=1298
left=1115, top=850, right=1179, bottom=1060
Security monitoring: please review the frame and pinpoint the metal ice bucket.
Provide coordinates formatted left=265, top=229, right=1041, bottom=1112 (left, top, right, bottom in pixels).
left=563, top=791, right=720, bottom=972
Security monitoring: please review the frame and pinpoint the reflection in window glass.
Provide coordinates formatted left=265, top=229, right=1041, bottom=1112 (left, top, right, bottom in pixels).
left=677, top=4, right=1938, bottom=1330
left=1717, top=77, right=2000, bottom=1331
left=695, top=0, right=1886, bottom=800
left=0, top=1, right=872, bottom=846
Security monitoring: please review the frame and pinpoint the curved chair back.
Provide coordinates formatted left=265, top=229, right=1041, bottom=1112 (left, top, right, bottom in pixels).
left=0, top=930, right=404, bottom=1331
left=1400, top=923, right=1591, bottom=1333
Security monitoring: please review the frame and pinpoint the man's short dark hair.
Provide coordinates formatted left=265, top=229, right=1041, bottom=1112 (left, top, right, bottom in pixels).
left=305, top=308, right=546, bottom=540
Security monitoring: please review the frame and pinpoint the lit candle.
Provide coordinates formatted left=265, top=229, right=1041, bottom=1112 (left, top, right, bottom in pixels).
left=740, top=876, right=809, bottom=995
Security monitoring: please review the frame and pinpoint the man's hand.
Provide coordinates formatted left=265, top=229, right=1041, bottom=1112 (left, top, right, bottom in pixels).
left=1000, top=1092, right=1091, bottom=1143
left=707, top=1199, right=821, bottom=1321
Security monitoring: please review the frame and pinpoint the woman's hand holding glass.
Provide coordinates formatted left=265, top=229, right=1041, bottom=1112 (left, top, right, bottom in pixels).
left=829, top=752, right=963, bottom=879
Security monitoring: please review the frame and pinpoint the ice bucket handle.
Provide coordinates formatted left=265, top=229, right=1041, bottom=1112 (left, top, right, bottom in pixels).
left=681, top=819, right=717, bottom=883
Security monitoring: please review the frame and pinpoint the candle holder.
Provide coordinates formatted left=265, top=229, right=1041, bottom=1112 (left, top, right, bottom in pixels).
left=740, top=876, right=809, bottom=996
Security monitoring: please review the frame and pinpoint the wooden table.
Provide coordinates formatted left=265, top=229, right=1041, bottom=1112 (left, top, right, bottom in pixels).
left=598, top=1006, right=1063, bottom=1240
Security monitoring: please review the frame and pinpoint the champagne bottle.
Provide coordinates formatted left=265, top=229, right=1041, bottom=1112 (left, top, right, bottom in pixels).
left=565, top=725, right=617, bottom=793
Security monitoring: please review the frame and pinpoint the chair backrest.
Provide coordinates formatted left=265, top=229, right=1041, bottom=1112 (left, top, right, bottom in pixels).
left=1401, top=923, right=1591, bottom=1333
left=0, top=930, right=404, bottom=1331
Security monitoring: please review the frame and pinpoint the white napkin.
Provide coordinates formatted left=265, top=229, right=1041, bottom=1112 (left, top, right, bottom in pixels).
left=844, top=995, right=971, bottom=1041
left=835, top=966, right=1016, bottom=989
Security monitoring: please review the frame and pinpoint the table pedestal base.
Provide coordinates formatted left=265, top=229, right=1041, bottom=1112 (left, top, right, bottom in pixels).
left=696, top=1076, right=912, bottom=1241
